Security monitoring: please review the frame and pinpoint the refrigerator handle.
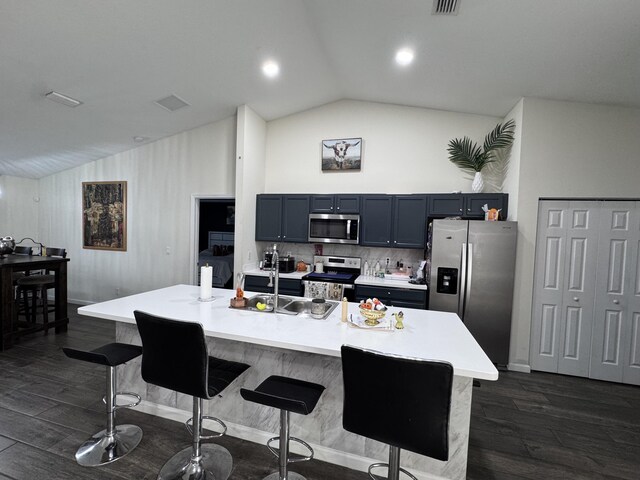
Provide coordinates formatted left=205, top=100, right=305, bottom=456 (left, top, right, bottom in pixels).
left=464, top=243, right=473, bottom=319
left=458, top=242, right=467, bottom=318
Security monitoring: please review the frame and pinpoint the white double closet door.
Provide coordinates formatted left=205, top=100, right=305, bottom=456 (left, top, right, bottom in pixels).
left=530, top=200, right=640, bottom=385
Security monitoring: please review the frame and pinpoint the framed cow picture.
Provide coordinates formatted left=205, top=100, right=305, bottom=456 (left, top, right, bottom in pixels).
left=321, top=137, right=362, bottom=171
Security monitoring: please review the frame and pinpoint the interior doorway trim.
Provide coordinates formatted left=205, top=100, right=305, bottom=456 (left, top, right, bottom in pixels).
left=189, top=194, right=235, bottom=285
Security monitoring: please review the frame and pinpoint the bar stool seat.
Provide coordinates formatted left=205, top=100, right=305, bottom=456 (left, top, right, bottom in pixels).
left=15, top=246, right=66, bottom=333
left=134, top=310, right=250, bottom=480
left=241, top=376, right=325, bottom=480
left=341, top=345, right=453, bottom=480
left=62, top=343, right=143, bottom=467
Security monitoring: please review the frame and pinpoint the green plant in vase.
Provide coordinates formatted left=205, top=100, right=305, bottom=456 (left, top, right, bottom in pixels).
left=447, top=119, right=516, bottom=193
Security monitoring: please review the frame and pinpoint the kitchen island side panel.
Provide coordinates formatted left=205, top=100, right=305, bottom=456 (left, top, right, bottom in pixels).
left=116, top=322, right=471, bottom=480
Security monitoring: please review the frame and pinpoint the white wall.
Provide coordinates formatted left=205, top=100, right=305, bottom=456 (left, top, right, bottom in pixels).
left=501, top=99, right=524, bottom=221
left=235, top=105, right=267, bottom=276
left=0, top=175, right=39, bottom=243
left=510, top=98, right=640, bottom=369
left=37, top=115, right=237, bottom=303
left=265, top=100, right=501, bottom=194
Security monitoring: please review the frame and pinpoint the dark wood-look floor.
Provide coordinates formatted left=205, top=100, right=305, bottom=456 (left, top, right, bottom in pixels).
left=0, top=307, right=638, bottom=479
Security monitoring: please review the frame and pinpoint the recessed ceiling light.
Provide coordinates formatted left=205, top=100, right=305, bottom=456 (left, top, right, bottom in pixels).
left=262, top=60, right=280, bottom=78
left=45, top=91, right=83, bottom=107
left=133, top=136, right=148, bottom=143
left=395, top=48, right=415, bottom=66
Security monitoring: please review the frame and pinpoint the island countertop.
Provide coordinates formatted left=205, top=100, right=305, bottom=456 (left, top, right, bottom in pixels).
left=78, top=284, right=497, bottom=381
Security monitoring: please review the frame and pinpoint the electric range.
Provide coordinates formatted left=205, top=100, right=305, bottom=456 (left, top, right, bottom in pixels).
left=301, top=255, right=361, bottom=301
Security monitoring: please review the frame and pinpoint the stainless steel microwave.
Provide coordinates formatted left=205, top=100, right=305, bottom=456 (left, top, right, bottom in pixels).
left=308, top=214, right=360, bottom=244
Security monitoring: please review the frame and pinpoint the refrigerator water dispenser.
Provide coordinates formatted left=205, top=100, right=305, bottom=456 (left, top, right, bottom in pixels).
left=436, top=267, right=458, bottom=295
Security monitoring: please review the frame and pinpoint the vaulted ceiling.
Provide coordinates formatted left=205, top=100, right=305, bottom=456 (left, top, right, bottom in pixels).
left=1, top=0, right=639, bottom=179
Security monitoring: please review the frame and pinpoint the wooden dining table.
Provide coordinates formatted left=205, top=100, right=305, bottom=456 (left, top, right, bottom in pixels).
left=0, top=254, right=70, bottom=351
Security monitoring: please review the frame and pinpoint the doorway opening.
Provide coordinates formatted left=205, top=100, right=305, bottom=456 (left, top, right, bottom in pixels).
left=190, top=195, right=235, bottom=289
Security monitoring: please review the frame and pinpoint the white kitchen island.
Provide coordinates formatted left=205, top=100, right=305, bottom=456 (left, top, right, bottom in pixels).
left=78, top=284, right=497, bottom=480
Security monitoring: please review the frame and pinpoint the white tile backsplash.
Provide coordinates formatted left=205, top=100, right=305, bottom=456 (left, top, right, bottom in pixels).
left=257, top=242, right=424, bottom=275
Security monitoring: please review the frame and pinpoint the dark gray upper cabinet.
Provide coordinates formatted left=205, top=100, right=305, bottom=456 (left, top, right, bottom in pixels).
left=393, top=195, right=428, bottom=248
left=310, top=194, right=360, bottom=213
left=429, top=194, right=465, bottom=216
left=256, top=195, right=283, bottom=241
left=282, top=195, right=310, bottom=242
left=360, top=195, right=393, bottom=247
left=464, top=194, right=508, bottom=219
left=428, top=193, right=508, bottom=219
left=335, top=195, right=360, bottom=213
left=256, top=195, right=309, bottom=242
left=361, top=195, right=427, bottom=248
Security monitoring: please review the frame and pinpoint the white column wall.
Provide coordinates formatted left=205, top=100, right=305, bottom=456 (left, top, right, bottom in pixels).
left=511, top=98, right=640, bottom=370
left=37, top=116, right=237, bottom=304
left=235, top=105, right=267, bottom=276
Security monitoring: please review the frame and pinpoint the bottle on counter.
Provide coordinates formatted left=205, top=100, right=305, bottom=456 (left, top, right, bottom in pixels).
left=363, top=261, right=369, bottom=277
left=341, top=297, right=348, bottom=322
left=374, top=261, right=380, bottom=275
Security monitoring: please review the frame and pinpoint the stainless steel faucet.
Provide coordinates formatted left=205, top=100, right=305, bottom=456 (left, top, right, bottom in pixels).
left=267, top=243, right=280, bottom=312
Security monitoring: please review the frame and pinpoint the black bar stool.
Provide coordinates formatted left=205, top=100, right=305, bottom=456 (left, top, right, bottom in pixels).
left=62, top=343, right=143, bottom=466
left=134, top=310, right=250, bottom=480
left=16, top=247, right=66, bottom=332
left=240, top=375, right=325, bottom=480
left=341, top=345, right=453, bottom=480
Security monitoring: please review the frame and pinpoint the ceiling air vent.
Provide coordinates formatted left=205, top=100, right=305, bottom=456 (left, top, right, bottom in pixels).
left=432, top=0, right=459, bottom=15
left=154, top=94, right=190, bottom=112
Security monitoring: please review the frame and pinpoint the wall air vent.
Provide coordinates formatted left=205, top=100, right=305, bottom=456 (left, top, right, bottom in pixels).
left=154, top=94, right=190, bottom=112
left=432, top=0, right=459, bottom=15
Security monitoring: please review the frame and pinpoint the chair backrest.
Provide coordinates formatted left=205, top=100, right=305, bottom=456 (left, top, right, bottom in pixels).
left=341, top=345, right=453, bottom=461
left=134, top=310, right=210, bottom=399
left=45, top=247, right=66, bottom=258
left=13, top=246, right=32, bottom=255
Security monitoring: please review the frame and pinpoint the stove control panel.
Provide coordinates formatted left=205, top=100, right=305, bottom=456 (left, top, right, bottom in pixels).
left=313, top=255, right=361, bottom=270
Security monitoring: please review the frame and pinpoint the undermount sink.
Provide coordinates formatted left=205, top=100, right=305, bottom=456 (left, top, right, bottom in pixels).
left=244, top=294, right=338, bottom=319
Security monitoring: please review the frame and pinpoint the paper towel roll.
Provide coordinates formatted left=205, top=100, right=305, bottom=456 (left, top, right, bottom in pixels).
left=200, top=265, right=213, bottom=300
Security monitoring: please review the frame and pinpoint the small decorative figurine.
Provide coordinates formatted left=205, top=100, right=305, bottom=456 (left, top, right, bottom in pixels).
left=392, top=311, right=405, bottom=329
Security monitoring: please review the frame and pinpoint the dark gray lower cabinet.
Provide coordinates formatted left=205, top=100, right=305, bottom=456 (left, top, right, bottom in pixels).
left=355, top=285, right=427, bottom=309
left=245, top=275, right=303, bottom=297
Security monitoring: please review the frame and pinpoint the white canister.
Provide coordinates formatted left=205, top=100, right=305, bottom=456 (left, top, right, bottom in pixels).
left=315, top=262, right=324, bottom=273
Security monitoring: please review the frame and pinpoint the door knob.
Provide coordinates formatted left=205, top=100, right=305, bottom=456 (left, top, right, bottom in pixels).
left=573, top=297, right=579, bottom=302
left=613, top=299, right=620, bottom=304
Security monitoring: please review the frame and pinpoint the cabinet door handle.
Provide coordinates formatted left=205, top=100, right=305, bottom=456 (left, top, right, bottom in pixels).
left=337, top=206, right=340, bottom=210
left=283, top=235, right=286, bottom=239
left=387, top=240, right=390, bottom=244
left=459, top=208, right=463, bottom=212
left=467, top=208, right=471, bottom=212
left=613, top=299, right=620, bottom=304
left=573, top=297, right=579, bottom=302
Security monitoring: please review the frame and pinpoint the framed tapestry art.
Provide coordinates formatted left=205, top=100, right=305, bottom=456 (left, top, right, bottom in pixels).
left=82, top=181, right=127, bottom=251
left=322, top=137, right=362, bottom=171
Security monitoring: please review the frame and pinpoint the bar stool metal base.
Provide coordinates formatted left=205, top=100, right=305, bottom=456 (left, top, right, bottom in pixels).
left=264, top=471, right=307, bottom=480
left=157, top=443, right=233, bottom=480
left=75, top=424, right=143, bottom=467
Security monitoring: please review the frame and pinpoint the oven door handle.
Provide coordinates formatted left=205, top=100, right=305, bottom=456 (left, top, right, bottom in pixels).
left=342, top=284, right=354, bottom=290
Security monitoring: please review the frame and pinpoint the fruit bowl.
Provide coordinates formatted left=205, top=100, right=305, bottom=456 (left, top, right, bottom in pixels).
left=359, top=307, right=386, bottom=325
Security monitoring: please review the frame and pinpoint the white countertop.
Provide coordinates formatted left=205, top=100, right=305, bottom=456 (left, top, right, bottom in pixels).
left=354, top=275, right=428, bottom=291
left=245, top=268, right=428, bottom=291
left=78, top=284, right=497, bottom=381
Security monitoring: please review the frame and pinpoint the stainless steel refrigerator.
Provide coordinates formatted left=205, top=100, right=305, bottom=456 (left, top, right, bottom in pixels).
left=429, top=219, right=517, bottom=365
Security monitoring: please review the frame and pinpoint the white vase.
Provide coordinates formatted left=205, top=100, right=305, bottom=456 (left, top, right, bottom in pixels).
left=472, top=171, right=484, bottom=193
